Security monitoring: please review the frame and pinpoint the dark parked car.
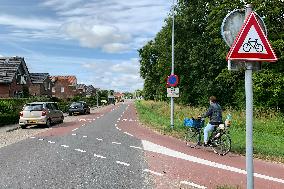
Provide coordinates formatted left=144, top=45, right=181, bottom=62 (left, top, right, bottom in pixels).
left=68, top=101, right=90, bottom=116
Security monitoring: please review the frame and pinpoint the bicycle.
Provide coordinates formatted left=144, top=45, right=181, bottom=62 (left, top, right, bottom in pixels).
left=242, top=38, right=264, bottom=52
left=184, top=116, right=232, bottom=156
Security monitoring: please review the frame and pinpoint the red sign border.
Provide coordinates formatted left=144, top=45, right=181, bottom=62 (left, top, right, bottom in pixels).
left=226, top=12, right=277, bottom=62
left=167, top=74, right=179, bottom=87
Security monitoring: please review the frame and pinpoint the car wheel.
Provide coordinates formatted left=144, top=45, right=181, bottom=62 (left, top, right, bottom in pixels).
left=21, top=125, right=27, bottom=129
left=59, top=116, right=64, bottom=123
left=46, top=119, right=51, bottom=128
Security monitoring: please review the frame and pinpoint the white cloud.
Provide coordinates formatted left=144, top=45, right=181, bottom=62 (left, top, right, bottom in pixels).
left=64, top=22, right=131, bottom=50
left=0, top=14, right=60, bottom=30
left=102, top=43, right=130, bottom=53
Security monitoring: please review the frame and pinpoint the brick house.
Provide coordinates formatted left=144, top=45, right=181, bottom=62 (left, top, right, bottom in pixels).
left=86, top=85, right=96, bottom=97
left=29, top=73, right=52, bottom=97
left=76, top=84, right=87, bottom=96
left=114, top=92, right=125, bottom=102
left=0, top=57, right=31, bottom=98
left=50, top=76, right=77, bottom=99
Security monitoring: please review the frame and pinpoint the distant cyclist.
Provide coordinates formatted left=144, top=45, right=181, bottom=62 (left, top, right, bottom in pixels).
left=201, top=96, right=222, bottom=146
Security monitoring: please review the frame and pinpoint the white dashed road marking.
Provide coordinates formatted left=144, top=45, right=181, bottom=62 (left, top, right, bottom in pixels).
left=72, top=133, right=76, bottom=136
left=112, top=142, right=121, bottom=145
left=48, top=141, right=55, bottom=144
left=75, top=149, right=86, bottom=153
left=143, top=169, right=163, bottom=176
left=116, top=127, right=121, bottom=131
left=30, top=137, right=35, bottom=139
left=72, top=128, right=78, bottom=132
left=96, top=138, right=103, bottom=141
left=94, top=154, right=106, bottom=159
left=116, top=161, right=130, bottom=166
left=61, top=145, right=69, bottom=148
left=83, top=136, right=87, bottom=138
left=124, top=132, right=133, bottom=137
left=180, top=181, right=207, bottom=189
left=129, top=146, right=142, bottom=150
left=39, top=139, right=44, bottom=141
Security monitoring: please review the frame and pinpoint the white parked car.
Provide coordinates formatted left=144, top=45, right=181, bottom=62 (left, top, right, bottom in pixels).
left=19, top=102, right=64, bottom=129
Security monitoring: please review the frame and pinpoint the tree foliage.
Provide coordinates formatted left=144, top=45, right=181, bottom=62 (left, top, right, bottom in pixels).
left=139, top=0, right=284, bottom=110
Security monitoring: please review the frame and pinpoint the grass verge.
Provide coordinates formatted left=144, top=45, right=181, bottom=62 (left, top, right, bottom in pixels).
left=135, top=100, right=284, bottom=163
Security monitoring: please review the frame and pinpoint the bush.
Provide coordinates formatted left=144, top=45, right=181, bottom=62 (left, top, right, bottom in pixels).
left=0, top=113, right=19, bottom=126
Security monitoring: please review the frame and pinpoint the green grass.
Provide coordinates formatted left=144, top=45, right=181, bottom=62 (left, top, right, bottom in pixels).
left=135, top=100, right=284, bottom=163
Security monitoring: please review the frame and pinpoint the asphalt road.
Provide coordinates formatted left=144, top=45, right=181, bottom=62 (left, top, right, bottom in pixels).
left=1, top=101, right=284, bottom=189
left=0, top=103, right=153, bottom=189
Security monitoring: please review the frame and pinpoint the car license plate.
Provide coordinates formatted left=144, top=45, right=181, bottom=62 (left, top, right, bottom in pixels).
left=28, top=120, right=37, bottom=123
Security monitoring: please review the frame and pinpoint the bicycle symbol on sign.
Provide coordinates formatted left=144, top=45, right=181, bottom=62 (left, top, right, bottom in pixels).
left=242, top=38, right=264, bottom=52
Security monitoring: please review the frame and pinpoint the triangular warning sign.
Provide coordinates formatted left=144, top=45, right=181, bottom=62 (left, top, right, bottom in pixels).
left=227, top=12, right=277, bottom=62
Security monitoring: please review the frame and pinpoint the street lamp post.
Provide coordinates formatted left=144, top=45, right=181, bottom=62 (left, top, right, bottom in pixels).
left=170, top=0, right=175, bottom=129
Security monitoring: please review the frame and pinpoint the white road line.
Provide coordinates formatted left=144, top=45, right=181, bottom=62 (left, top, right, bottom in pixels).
left=96, top=138, right=103, bottom=141
left=129, top=146, right=142, bottom=150
left=94, top=154, right=106, bottom=159
left=30, top=137, right=35, bottom=139
left=112, top=142, right=121, bottom=145
left=75, top=149, right=86, bottom=153
left=118, top=118, right=120, bottom=121
left=48, top=141, right=55, bottom=144
left=180, top=181, right=207, bottom=189
left=72, top=128, right=78, bottom=132
left=116, top=161, right=130, bottom=166
left=93, top=119, right=96, bottom=121
left=72, top=133, right=76, bottom=136
left=142, top=140, right=284, bottom=184
left=61, top=145, right=69, bottom=148
left=124, top=132, right=133, bottom=137
left=123, top=119, right=127, bottom=121
left=114, top=124, right=117, bottom=126
left=79, top=119, right=86, bottom=122
left=83, top=136, right=87, bottom=138
left=143, top=169, right=163, bottom=176
left=97, top=117, right=100, bottom=119
left=39, top=139, right=44, bottom=141
left=116, top=127, right=121, bottom=131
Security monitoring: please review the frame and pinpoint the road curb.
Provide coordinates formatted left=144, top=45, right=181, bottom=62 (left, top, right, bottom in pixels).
left=6, top=126, right=20, bottom=132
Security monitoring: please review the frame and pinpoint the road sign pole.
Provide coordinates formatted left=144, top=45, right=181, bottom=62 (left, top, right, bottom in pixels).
left=170, top=0, right=175, bottom=129
left=245, top=4, right=254, bottom=189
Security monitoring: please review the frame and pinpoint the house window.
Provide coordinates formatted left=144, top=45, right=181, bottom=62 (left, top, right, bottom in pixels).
left=61, top=87, right=64, bottom=93
left=52, top=87, right=55, bottom=93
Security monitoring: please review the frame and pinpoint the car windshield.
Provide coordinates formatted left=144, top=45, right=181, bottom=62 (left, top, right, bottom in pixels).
left=71, top=103, right=82, bottom=107
left=23, top=104, right=43, bottom=111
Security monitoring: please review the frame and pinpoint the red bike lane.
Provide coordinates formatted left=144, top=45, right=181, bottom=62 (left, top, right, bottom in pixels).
left=118, top=103, right=284, bottom=189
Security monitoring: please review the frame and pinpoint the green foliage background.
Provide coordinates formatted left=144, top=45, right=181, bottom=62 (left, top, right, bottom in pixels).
left=139, top=0, right=284, bottom=110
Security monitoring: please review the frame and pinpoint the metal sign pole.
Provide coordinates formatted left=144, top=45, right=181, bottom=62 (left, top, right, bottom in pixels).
left=170, top=0, right=175, bottom=129
left=245, top=4, right=254, bottom=189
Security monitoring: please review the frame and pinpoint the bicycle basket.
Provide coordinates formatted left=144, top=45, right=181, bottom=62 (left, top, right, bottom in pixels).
left=184, top=118, right=203, bottom=128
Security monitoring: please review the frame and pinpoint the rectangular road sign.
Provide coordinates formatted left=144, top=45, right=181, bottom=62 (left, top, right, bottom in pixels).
left=167, top=87, right=179, bottom=97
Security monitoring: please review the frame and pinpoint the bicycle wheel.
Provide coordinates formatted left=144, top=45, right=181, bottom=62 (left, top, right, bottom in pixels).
left=212, top=134, right=231, bottom=156
left=243, top=43, right=251, bottom=52
left=185, top=128, right=201, bottom=148
left=255, top=44, right=264, bottom=52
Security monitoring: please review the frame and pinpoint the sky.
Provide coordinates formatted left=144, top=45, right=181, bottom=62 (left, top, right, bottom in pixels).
left=0, top=0, right=172, bottom=92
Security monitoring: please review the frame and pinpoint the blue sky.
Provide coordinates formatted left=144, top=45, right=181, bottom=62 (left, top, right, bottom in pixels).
left=0, top=0, right=172, bottom=92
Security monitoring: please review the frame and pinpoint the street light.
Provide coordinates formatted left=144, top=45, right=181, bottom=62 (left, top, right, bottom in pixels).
left=170, top=0, right=176, bottom=129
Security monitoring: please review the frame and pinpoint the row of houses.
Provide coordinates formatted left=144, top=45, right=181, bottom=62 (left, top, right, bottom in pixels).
left=0, top=56, right=97, bottom=99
